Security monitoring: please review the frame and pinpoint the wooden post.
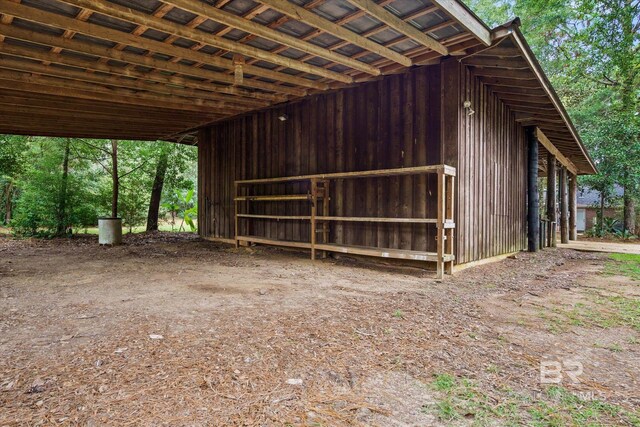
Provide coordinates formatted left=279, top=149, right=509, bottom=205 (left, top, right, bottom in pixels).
left=527, top=127, right=540, bottom=252
left=546, top=152, right=557, bottom=247
left=234, top=182, right=240, bottom=248
left=321, top=179, right=330, bottom=258
left=310, top=178, right=318, bottom=260
left=436, top=168, right=445, bottom=279
left=560, top=167, right=569, bottom=243
left=569, top=173, right=577, bottom=240
left=445, top=174, right=455, bottom=275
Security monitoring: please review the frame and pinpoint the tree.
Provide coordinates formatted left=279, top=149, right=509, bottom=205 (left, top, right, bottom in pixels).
left=11, top=138, right=99, bottom=236
left=469, top=0, right=640, bottom=235
left=146, top=146, right=169, bottom=232
left=147, top=142, right=197, bottom=231
left=0, top=134, right=28, bottom=224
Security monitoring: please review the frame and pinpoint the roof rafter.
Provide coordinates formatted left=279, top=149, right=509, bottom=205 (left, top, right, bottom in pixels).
left=254, top=0, right=412, bottom=67
left=344, top=0, right=448, bottom=55
left=0, top=23, right=306, bottom=96
left=0, top=1, right=332, bottom=90
left=161, top=0, right=380, bottom=76
left=56, top=0, right=364, bottom=82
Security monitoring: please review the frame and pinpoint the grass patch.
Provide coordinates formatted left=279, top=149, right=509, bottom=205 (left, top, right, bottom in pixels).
left=528, top=386, right=638, bottom=427
left=606, top=254, right=640, bottom=281
left=424, top=374, right=522, bottom=425
left=425, top=376, right=639, bottom=426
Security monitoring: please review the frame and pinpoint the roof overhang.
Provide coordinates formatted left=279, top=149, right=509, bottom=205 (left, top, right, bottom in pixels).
left=459, top=20, right=596, bottom=175
left=0, top=0, right=492, bottom=142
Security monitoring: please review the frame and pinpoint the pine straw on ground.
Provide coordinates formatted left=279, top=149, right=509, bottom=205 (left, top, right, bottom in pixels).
left=0, top=234, right=637, bottom=425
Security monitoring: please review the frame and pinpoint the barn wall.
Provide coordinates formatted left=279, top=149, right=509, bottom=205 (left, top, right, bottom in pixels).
left=444, top=60, right=529, bottom=264
left=198, top=65, right=443, bottom=252
left=198, top=61, right=529, bottom=264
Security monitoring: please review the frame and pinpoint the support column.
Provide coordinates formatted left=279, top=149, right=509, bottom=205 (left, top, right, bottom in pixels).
left=527, top=127, right=540, bottom=252
left=569, top=173, right=577, bottom=240
left=560, top=167, right=569, bottom=244
left=546, top=153, right=557, bottom=247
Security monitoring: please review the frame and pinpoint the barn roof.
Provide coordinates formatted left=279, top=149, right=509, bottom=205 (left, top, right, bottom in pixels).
left=0, top=0, right=595, bottom=173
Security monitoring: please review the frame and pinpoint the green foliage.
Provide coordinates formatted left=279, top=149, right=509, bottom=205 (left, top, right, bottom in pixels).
left=10, top=138, right=100, bottom=236
left=4, top=136, right=197, bottom=237
left=162, top=188, right=198, bottom=232
left=470, top=0, right=640, bottom=230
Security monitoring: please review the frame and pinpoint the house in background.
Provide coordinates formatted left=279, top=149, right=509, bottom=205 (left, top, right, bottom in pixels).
left=577, top=185, right=624, bottom=232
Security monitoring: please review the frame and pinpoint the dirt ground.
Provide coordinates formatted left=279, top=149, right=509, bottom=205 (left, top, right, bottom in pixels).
left=0, top=233, right=638, bottom=426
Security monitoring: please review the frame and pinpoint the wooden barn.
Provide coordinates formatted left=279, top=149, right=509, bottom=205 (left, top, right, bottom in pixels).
left=0, top=0, right=596, bottom=277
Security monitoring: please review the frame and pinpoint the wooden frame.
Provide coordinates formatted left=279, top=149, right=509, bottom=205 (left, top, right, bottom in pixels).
left=234, top=165, right=456, bottom=279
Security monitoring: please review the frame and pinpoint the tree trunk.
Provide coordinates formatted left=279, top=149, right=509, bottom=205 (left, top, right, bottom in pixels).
left=111, top=139, right=119, bottom=218
left=3, top=182, right=13, bottom=224
left=56, top=138, right=71, bottom=236
left=146, top=150, right=169, bottom=231
left=623, top=190, right=636, bottom=236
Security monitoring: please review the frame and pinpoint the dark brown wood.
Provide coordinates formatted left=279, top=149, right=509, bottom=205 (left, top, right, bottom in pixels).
left=547, top=152, right=557, bottom=247
left=560, top=166, right=569, bottom=243
left=527, top=127, right=539, bottom=252
left=569, top=173, right=577, bottom=240
left=200, top=62, right=530, bottom=266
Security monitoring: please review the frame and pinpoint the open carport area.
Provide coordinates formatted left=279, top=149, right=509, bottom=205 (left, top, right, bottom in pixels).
left=1, top=233, right=639, bottom=425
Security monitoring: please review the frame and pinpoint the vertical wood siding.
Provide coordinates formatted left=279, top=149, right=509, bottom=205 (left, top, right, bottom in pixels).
left=199, top=65, right=442, bottom=253
left=198, top=61, right=528, bottom=264
left=454, top=64, right=528, bottom=263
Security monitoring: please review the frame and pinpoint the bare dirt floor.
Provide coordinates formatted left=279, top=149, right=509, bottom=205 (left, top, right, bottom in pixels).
left=1, top=233, right=639, bottom=426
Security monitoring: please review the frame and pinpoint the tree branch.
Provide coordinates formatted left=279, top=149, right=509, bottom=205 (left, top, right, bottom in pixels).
left=118, top=159, right=149, bottom=180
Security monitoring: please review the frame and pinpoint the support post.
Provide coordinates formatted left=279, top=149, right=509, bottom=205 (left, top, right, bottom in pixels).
left=560, top=167, right=569, bottom=243
left=546, top=152, right=557, bottom=247
left=527, top=127, right=540, bottom=252
left=445, top=174, right=455, bottom=275
left=234, top=182, right=240, bottom=248
left=436, top=168, right=445, bottom=279
left=310, top=178, right=318, bottom=260
left=569, top=173, right=577, bottom=240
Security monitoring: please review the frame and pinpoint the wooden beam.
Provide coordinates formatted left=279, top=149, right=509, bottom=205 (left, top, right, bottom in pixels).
left=462, top=56, right=530, bottom=69
left=0, top=23, right=306, bottom=96
left=477, top=76, right=540, bottom=88
left=0, top=71, right=227, bottom=114
left=56, top=0, right=362, bottom=82
left=428, top=0, right=491, bottom=46
left=344, top=0, right=448, bottom=55
left=536, top=128, right=578, bottom=175
left=496, top=94, right=552, bottom=104
left=0, top=2, right=327, bottom=91
left=0, top=56, right=260, bottom=111
left=0, top=105, right=205, bottom=131
left=0, top=105, right=208, bottom=125
left=162, top=0, right=380, bottom=76
left=488, top=86, right=547, bottom=96
left=470, top=67, right=536, bottom=79
left=255, top=0, right=412, bottom=67
left=0, top=128, right=165, bottom=140
left=0, top=42, right=280, bottom=104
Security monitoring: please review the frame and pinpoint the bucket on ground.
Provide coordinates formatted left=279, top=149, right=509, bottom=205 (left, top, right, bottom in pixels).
left=98, top=217, right=122, bottom=245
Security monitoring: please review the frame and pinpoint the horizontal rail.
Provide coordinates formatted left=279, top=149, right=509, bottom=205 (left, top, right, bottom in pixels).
left=314, top=243, right=455, bottom=263
left=237, top=214, right=311, bottom=220
left=236, top=164, right=456, bottom=185
left=316, top=216, right=455, bottom=227
left=234, top=194, right=312, bottom=202
left=236, top=235, right=311, bottom=249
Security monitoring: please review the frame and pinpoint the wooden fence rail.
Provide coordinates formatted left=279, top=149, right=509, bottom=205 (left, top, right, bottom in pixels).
left=234, top=165, right=456, bottom=278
